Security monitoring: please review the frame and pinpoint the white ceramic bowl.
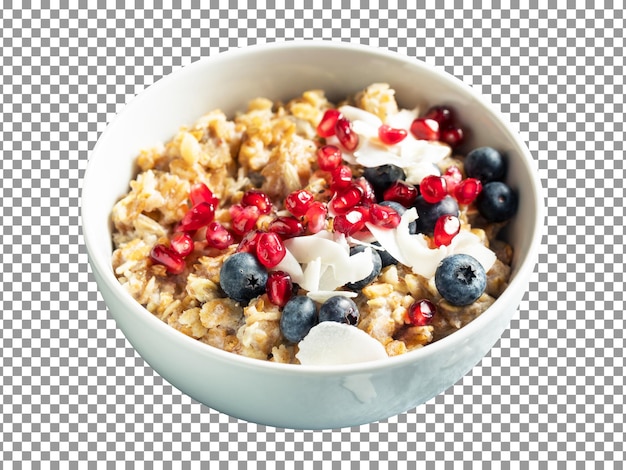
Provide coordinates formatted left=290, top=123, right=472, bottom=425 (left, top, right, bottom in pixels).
left=82, top=41, right=542, bottom=429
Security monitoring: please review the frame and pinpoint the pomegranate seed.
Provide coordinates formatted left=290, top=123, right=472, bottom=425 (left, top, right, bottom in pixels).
left=441, top=126, right=465, bottom=148
left=304, top=201, right=327, bottom=234
left=333, top=206, right=369, bottom=235
left=189, top=182, right=219, bottom=207
left=256, top=232, right=286, bottom=268
left=378, top=124, right=408, bottom=145
left=443, top=166, right=463, bottom=196
left=236, top=229, right=262, bottom=254
left=170, top=232, right=194, bottom=257
left=330, top=185, right=364, bottom=214
left=317, top=145, right=343, bottom=171
left=242, top=189, right=272, bottom=215
left=410, top=118, right=440, bottom=141
left=433, top=215, right=461, bottom=247
left=454, top=178, right=483, bottom=205
left=330, top=165, right=352, bottom=191
left=354, top=177, right=376, bottom=205
left=150, top=244, right=186, bottom=275
left=285, top=189, right=315, bottom=217
left=383, top=181, right=418, bottom=207
left=420, top=175, right=448, bottom=204
left=424, top=105, right=454, bottom=129
left=334, top=116, right=359, bottom=151
left=206, top=221, right=234, bottom=249
left=406, top=299, right=436, bottom=326
left=230, top=204, right=260, bottom=235
left=369, top=203, right=401, bottom=229
left=266, top=271, right=293, bottom=307
left=317, top=109, right=342, bottom=137
left=268, top=216, right=305, bottom=238
left=178, top=202, right=216, bottom=232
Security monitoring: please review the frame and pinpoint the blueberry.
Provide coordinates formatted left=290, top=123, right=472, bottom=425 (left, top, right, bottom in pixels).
left=412, top=195, right=459, bottom=235
left=219, top=252, right=268, bottom=303
left=345, top=245, right=382, bottom=291
left=435, top=254, right=487, bottom=306
left=319, top=295, right=360, bottom=325
left=372, top=241, right=397, bottom=267
left=476, top=181, right=518, bottom=222
left=464, top=147, right=506, bottom=183
left=380, top=200, right=417, bottom=234
left=280, top=295, right=318, bottom=343
left=362, top=164, right=406, bottom=200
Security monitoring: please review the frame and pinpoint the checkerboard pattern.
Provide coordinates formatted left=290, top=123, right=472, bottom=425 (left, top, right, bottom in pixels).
left=2, top=2, right=624, bottom=466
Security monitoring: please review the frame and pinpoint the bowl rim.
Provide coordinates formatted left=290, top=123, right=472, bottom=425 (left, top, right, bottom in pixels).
left=82, top=39, right=544, bottom=375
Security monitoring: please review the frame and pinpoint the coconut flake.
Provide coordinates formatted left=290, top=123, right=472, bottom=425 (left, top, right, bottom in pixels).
left=404, top=162, right=441, bottom=185
left=301, top=257, right=322, bottom=292
left=338, top=105, right=383, bottom=128
left=448, top=231, right=497, bottom=273
left=284, top=235, right=349, bottom=265
left=351, top=120, right=380, bottom=140
left=385, top=107, right=419, bottom=129
left=306, top=290, right=358, bottom=303
left=273, top=248, right=304, bottom=283
left=366, top=208, right=495, bottom=279
left=296, top=322, right=388, bottom=365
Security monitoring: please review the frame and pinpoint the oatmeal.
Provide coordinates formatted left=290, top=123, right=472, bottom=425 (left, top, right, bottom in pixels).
left=111, top=83, right=517, bottom=365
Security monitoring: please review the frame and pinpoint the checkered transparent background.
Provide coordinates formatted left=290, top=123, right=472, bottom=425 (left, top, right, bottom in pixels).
left=2, top=1, right=624, bottom=466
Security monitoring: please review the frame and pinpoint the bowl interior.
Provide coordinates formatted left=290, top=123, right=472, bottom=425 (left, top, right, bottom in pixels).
left=83, top=41, right=542, bottom=365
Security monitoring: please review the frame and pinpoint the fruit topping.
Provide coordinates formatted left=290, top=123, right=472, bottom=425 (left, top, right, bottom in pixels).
left=189, top=182, right=219, bottom=207
left=382, top=180, right=418, bottom=207
left=268, top=216, right=305, bottom=238
left=317, top=144, right=343, bottom=171
left=317, top=109, right=341, bottom=138
left=334, top=116, right=359, bottom=151
left=332, top=207, right=369, bottom=236
left=362, top=164, right=406, bottom=200
left=330, top=164, right=353, bottom=191
left=285, top=189, right=315, bottom=217
left=329, top=184, right=364, bottom=214
left=412, top=195, right=459, bottom=235
left=454, top=177, right=483, bottom=205
left=371, top=241, right=398, bottom=267
left=256, top=231, right=286, bottom=268
left=368, top=203, right=402, bottom=229
left=434, top=253, right=487, bottom=306
left=303, top=202, right=327, bottom=234
left=280, top=295, right=318, bottom=343
left=424, top=105, right=454, bottom=128
left=378, top=124, right=408, bottom=145
left=419, top=175, right=448, bottom=204
left=344, top=246, right=382, bottom=291
left=178, top=201, right=216, bottom=232
left=442, top=166, right=463, bottom=195
left=150, top=244, right=186, bottom=275
left=433, top=214, right=461, bottom=247
left=318, top=295, right=360, bottom=325
left=219, top=252, right=268, bottom=304
left=230, top=203, right=260, bottom=235
left=169, top=231, right=194, bottom=257
left=410, top=117, right=440, bottom=141
left=236, top=229, right=262, bottom=254
left=476, top=181, right=518, bottom=222
left=440, top=126, right=465, bottom=148
left=206, top=221, right=234, bottom=250
left=407, top=299, right=437, bottom=326
left=241, top=189, right=273, bottom=215
left=464, top=146, right=506, bottom=183
left=266, top=270, right=293, bottom=307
